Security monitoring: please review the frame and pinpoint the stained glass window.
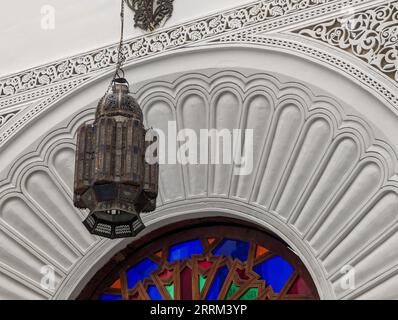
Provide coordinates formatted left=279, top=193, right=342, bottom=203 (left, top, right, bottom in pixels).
left=81, top=223, right=319, bottom=300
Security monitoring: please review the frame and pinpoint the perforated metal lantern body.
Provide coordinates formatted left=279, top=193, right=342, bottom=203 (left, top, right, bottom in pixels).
left=74, top=79, right=158, bottom=239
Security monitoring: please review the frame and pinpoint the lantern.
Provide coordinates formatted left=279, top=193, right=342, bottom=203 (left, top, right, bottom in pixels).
left=73, top=78, right=159, bottom=239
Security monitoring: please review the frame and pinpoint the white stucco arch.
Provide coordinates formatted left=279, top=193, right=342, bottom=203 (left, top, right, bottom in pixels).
left=0, top=39, right=397, bottom=300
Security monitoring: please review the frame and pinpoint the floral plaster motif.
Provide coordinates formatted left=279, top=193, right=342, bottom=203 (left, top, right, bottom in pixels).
left=297, top=2, right=398, bottom=81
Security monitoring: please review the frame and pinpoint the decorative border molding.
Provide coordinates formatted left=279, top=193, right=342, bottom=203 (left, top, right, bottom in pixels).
left=215, top=33, right=398, bottom=111
left=0, top=112, right=18, bottom=129
left=1, top=0, right=375, bottom=100
left=0, top=0, right=394, bottom=146
left=0, top=77, right=87, bottom=145
left=295, top=1, right=398, bottom=81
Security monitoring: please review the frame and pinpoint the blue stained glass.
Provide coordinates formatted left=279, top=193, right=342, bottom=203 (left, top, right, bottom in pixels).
left=100, top=295, right=122, bottom=300
left=147, top=285, right=163, bottom=300
left=206, top=266, right=229, bottom=300
left=167, top=240, right=203, bottom=263
left=213, top=239, right=250, bottom=261
left=127, top=258, right=158, bottom=289
left=253, top=256, right=294, bottom=293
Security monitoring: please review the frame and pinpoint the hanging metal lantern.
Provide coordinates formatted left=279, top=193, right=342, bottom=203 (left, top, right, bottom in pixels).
left=73, top=0, right=159, bottom=239
left=73, top=78, right=159, bottom=239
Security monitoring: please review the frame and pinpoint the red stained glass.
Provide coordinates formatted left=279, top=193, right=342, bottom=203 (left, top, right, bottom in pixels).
left=236, top=268, right=249, bottom=280
left=180, top=267, right=193, bottom=300
left=130, top=293, right=139, bottom=300
left=198, top=261, right=213, bottom=270
left=159, top=269, right=173, bottom=279
left=288, top=276, right=313, bottom=296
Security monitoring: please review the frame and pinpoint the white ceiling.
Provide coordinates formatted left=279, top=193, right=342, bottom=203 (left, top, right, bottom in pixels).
left=0, top=0, right=250, bottom=77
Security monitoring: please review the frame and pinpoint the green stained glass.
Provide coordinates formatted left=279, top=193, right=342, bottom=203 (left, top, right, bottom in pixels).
left=165, top=283, right=174, bottom=299
left=240, top=287, right=258, bottom=300
left=199, top=276, right=206, bottom=293
left=225, top=283, right=240, bottom=299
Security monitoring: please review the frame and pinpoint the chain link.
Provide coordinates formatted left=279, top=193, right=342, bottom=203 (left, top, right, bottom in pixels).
left=101, top=0, right=127, bottom=102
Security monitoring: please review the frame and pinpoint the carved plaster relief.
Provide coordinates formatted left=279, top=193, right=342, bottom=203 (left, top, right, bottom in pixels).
left=0, top=0, right=397, bottom=300
left=0, top=70, right=396, bottom=299
left=0, top=0, right=395, bottom=145
left=296, top=2, right=398, bottom=81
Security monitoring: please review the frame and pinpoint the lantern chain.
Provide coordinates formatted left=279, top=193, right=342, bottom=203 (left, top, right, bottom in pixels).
left=102, top=0, right=127, bottom=102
